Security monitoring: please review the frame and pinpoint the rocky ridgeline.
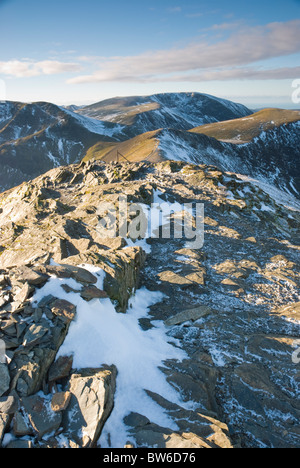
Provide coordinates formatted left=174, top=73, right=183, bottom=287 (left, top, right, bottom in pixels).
left=0, top=262, right=138, bottom=447
left=0, top=160, right=299, bottom=448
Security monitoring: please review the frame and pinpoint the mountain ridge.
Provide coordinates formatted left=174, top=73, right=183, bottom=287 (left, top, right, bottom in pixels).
left=0, top=160, right=299, bottom=448
left=76, top=92, right=253, bottom=136
left=0, top=101, right=125, bottom=192
left=82, top=118, right=300, bottom=199
left=0, top=93, right=299, bottom=201
left=190, top=108, right=300, bottom=143
left=0, top=92, right=254, bottom=193
left=0, top=93, right=299, bottom=449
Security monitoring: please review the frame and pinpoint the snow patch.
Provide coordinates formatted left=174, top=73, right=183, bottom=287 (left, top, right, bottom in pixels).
left=236, top=173, right=300, bottom=212
left=30, top=264, right=189, bottom=448
left=61, top=106, right=124, bottom=138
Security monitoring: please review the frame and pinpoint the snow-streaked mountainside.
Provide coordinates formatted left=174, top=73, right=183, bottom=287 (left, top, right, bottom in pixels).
left=0, top=93, right=253, bottom=193
left=158, top=122, right=300, bottom=199
left=0, top=101, right=125, bottom=192
left=0, top=93, right=299, bottom=203
left=0, top=101, right=124, bottom=143
left=76, top=92, right=253, bottom=137
left=83, top=109, right=300, bottom=201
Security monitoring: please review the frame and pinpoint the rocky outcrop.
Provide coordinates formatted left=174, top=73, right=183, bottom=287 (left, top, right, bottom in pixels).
left=0, top=255, right=138, bottom=446
left=0, top=365, right=116, bottom=448
left=0, top=101, right=124, bottom=193
left=62, top=366, right=117, bottom=448
left=0, top=160, right=299, bottom=448
left=124, top=398, right=233, bottom=449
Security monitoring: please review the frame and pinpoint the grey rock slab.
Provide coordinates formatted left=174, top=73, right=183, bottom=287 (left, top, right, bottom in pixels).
left=12, top=348, right=56, bottom=397
left=80, top=285, right=108, bottom=301
left=21, top=394, right=62, bottom=440
left=0, top=396, right=18, bottom=415
left=0, top=364, right=10, bottom=397
left=62, top=366, right=117, bottom=448
left=144, top=391, right=233, bottom=449
left=13, top=410, right=33, bottom=437
left=45, top=264, right=98, bottom=285
left=50, top=299, right=76, bottom=324
left=0, top=413, right=10, bottom=445
left=23, top=323, right=49, bottom=346
left=164, top=305, right=213, bottom=327
left=10, top=266, right=49, bottom=286
left=48, top=355, right=73, bottom=383
left=0, top=248, right=51, bottom=270
left=14, top=283, right=34, bottom=303
left=5, top=439, right=33, bottom=448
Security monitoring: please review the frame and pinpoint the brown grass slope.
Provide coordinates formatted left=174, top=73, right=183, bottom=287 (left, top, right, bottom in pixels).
left=83, top=129, right=163, bottom=163
left=190, top=108, right=300, bottom=143
left=77, top=97, right=160, bottom=125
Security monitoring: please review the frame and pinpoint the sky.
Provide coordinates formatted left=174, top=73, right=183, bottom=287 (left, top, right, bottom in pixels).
left=0, top=0, right=299, bottom=108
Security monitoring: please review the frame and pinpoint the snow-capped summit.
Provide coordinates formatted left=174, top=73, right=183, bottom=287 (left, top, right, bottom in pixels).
left=76, top=92, right=253, bottom=137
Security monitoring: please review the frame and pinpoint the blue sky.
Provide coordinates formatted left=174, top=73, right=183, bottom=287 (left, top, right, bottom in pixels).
left=0, top=0, right=299, bottom=108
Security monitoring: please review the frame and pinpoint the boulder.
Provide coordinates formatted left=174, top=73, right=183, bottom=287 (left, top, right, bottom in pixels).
left=50, top=299, right=77, bottom=324
left=45, top=264, right=98, bottom=285
left=48, top=355, right=73, bottom=383
left=11, top=348, right=56, bottom=397
left=125, top=391, right=233, bottom=449
left=164, top=305, right=213, bottom=327
left=51, top=392, right=71, bottom=412
left=10, top=266, right=49, bottom=286
left=62, top=366, right=117, bottom=448
left=13, top=411, right=32, bottom=437
left=102, top=247, right=146, bottom=313
left=23, top=323, right=49, bottom=347
left=80, top=285, right=108, bottom=301
left=5, top=439, right=33, bottom=449
left=0, top=248, right=51, bottom=270
left=21, top=394, right=62, bottom=440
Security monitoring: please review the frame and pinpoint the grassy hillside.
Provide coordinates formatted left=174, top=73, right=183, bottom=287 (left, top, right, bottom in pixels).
left=76, top=97, right=160, bottom=125
left=190, top=108, right=300, bottom=143
left=83, top=129, right=163, bottom=163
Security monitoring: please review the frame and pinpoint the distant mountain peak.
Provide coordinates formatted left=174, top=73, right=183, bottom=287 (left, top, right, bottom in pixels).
left=0, top=93, right=298, bottom=200
left=76, top=92, right=252, bottom=133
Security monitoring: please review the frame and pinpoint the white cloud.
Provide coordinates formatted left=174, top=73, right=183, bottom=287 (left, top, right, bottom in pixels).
left=208, top=21, right=245, bottom=31
left=152, top=66, right=300, bottom=83
left=0, top=60, right=82, bottom=78
left=185, top=13, right=203, bottom=18
left=167, top=6, right=182, bottom=13
left=67, top=20, right=300, bottom=85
